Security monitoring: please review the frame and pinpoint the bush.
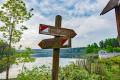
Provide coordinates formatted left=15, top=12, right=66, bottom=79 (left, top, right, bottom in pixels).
left=0, top=47, right=17, bottom=73
left=17, top=65, right=51, bottom=80
left=84, top=55, right=99, bottom=59
left=17, top=59, right=119, bottom=80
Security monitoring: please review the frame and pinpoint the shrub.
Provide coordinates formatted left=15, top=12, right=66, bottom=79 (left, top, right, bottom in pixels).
left=17, top=65, right=51, bottom=80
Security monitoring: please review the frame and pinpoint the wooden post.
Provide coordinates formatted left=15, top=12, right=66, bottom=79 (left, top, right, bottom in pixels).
left=115, top=5, right=120, bottom=45
left=52, top=15, right=62, bottom=80
left=39, top=15, right=76, bottom=80
left=90, top=62, right=91, bottom=74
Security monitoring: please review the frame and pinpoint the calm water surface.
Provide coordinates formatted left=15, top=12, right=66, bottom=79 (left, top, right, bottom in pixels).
left=0, top=57, right=78, bottom=79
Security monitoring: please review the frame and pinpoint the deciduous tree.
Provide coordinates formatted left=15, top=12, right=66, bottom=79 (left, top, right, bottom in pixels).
left=0, top=0, right=33, bottom=79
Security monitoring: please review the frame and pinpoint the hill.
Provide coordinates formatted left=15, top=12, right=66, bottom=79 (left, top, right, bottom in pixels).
left=30, top=47, right=85, bottom=58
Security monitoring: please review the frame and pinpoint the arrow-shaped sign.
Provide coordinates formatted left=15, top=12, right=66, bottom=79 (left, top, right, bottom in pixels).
left=100, top=0, right=119, bottom=15
left=38, top=37, right=71, bottom=49
left=39, top=24, right=76, bottom=38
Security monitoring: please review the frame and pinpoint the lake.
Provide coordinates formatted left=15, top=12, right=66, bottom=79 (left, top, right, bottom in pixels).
left=0, top=57, right=79, bottom=79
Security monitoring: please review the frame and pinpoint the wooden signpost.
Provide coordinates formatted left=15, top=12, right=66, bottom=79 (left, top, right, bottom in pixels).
left=38, top=15, right=76, bottom=80
left=100, top=0, right=120, bottom=45
left=39, top=24, right=76, bottom=38
left=38, top=37, right=71, bottom=49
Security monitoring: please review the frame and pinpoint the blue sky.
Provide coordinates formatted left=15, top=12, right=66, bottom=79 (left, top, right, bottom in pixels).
left=0, top=0, right=118, bottom=49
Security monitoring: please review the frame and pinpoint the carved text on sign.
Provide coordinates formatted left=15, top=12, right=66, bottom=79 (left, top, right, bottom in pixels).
left=39, top=24, right=76, bottom=38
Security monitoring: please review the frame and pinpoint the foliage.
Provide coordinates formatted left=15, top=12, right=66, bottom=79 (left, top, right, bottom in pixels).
left=0, top=41, right=35, bottom=73
left=86, top=37, right=120, bottom=53
left=18, top=61, right=116, bottom=80
left=110, top=56, right=120, bottom=64
left=0, top=38, right=8, bottom=59
left=0, top=49, right=17, bottom=73
left=113, top=47, right=120, bottom=52
left=0, top=39, right=17, bottom=73
left=0, top=0, right=33, bottom=43
left=17, top=56, right=120, bottom=80
left=98, top=56, right=120, bottom=70
left=96, top=56, right=120, bottom=79
left=99, top=40, right=104, bottom=48
left=103, top=37, right=119, bottom=48
left=17, top=63, right=100, bottom=80
left=17, top=65, right=51, bottom=80
left=59, top=62, right=99, bottom=80
left=98, top=59, right=113, bottom=70
left=15, top=48, right=35, bottom=72
left=106, top=45, right=113, bottom=52
left=84, top=55, right=99, bottom=63
left=0, top=0, right=33, bottom=79
left=16, top=48, right=35, bottom=64
left=84, top=55, right=99, bottom=59
left=98, top=56, right=120, bottom=64
left=16, top=57, right=120, bottom=80
left=85, top=43, right=99, bottom=53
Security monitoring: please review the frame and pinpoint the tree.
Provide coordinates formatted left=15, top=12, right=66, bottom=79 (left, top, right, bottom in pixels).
left=106, top=45, right=113, bottom=52
left=92, top=43, right=98, bottom=48
left=0, top=0, right=33, bottom=79
left=85, top=43, right=99, bottom=54
left=99, top=40, right=104, bottom=48
left=113, top=47, right=120, bottom=52
left=85, top=45, right=92, bottom=53
left=0, top=38, right=8, bottom=59
left=16, top=48, right=35, bottom=73
left=103, top=37, right=119, bottom=48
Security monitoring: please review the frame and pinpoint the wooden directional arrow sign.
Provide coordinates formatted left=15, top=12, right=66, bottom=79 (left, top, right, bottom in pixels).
left=38, top=15, right=77, bottom=80
left=39, top=24, right=76, bottom=38
left=38, top=37, right=71, bottom=49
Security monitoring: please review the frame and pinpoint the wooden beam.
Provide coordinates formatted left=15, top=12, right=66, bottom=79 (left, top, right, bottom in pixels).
left=100, top=0, right=118, bottom=15
left=115, top=5, right=120, bottom=45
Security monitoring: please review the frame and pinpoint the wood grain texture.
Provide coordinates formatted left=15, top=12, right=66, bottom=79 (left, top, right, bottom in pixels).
left=100, top=0, right=119, bottom=15
left=38, top=37, right=71, bottom=49
left=115, top=6, right=120, bottom=45
left=38, top=15, right=76, bottom=80
left=39, top=24, right=76, bottom=38
left=52, top=15, right=62, bottom=80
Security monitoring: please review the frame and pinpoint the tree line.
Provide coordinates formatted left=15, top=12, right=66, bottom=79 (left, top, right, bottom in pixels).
left=86, top=37, right=120, bottom=53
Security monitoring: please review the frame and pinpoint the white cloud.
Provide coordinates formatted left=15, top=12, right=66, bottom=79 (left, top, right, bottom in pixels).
left=0, top=0, right=118, bottom=49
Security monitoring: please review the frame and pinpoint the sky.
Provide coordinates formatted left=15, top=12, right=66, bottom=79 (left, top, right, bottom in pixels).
left=0, top=0, right=118, bottom=49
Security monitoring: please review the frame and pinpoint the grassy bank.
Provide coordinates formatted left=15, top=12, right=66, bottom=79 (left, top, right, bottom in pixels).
left=1, top=56, right=120, bottom=80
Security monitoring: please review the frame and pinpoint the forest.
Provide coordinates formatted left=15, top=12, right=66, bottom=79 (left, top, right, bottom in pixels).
left=30, top=47, right=85, bottom=58
left=85, top=37, right=120, bottom=53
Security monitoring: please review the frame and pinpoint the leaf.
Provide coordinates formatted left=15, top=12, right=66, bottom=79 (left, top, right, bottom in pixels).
left=1, top=7, right=4, bottom=9
left=3, top=33, right=7, bottom=38
left=19, top=45, right=22, bottom=49
left=20, top=25, right=28, bottom=31
left=29, top=8, right=34, bottom=11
